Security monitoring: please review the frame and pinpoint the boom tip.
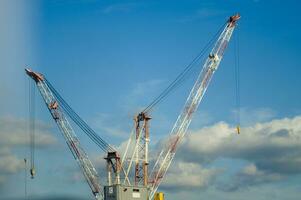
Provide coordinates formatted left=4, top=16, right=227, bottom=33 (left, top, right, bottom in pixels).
left=228, top=14, right=241, bottom=27
left=25, top=68, right=44, bottom=82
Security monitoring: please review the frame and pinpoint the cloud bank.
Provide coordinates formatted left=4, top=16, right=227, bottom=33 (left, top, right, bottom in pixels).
left=159, top=115, right=301, bottom=191
left=0, top=116, right=57, bottom=187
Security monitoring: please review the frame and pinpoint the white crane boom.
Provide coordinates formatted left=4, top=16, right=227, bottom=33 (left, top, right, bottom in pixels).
left=148, top=14, right=240, bottom=199
left=25, top=69, right=103, bottom=200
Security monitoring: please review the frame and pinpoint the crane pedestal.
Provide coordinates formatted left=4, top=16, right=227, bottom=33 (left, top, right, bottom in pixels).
left=104, top=184, right=148, bottom=200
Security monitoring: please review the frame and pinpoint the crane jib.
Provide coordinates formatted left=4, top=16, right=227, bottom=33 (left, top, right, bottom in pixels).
left=148, top=14, right=240, bottom=199
left=25, top=71, right=104, bottom=200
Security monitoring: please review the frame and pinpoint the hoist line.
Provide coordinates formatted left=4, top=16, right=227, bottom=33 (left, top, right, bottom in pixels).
left=234, top=27, right=240, bottom=127
left=44, top=79, right=115, bottom=152
left=29, top=79, right=35, bottom=171
left=24, top=158, right=27, bottom=200
left=142, top=22, right=227, bottom=113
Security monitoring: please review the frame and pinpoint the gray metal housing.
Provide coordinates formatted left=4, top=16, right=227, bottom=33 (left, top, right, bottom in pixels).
left=104, top=185, right=148, bottom=200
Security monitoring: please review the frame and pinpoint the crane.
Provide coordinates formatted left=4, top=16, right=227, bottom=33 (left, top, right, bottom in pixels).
left=25, top=69, right=105, bottom=200
left=25, top=14, right=240, bottom=200
left=146, top=14, right=240, bottom=199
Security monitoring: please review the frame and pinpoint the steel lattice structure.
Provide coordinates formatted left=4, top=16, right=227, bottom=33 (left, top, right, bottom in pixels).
left=25, top=14, right=240, bottom=200
left=25, top=69, right=103, bottom=200
left=148, top=15, right=240, bottom=199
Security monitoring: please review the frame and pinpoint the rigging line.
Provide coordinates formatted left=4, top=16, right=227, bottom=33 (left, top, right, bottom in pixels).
left=142, top=22, right=226, bottom=113
left=63, top=110, right=108, bottom=152
left=56, top=98, right=109, bottom=152
left=60, top=102, right=108, bottom=151
left=45, top=79, right=114, bottom=152
left=61, top=102, right=113, bottom=151
left=143, top=22, right=226, bottom=113
left=43, top=79, right=108, bottom=149
left=45, top=80, right=109, bottom=148
left=58, top=103, right=109, bottom=152
left=53, top=96, right=108, bottom=150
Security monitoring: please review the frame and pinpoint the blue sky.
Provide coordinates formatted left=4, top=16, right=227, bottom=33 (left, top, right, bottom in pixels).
left=1, top=0, right=301, bottom=199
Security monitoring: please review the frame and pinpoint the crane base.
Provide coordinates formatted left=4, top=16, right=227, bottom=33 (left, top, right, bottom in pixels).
left=104, top=184, right=148, bottom=200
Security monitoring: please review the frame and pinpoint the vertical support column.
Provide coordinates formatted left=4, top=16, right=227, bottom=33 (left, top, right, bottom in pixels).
left=143, top=115, right=151, bottom=186
left=115, top=154, right=121, bottom=185
left=134, top=112, right=151, bottom=186
left=134, top=115, right=141, bottom=186
left=107, top=161, right=112, bottom=186
left=105, top=152, right=121, bottom=186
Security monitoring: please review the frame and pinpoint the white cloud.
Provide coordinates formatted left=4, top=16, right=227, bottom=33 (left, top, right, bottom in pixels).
left=0, top=153, right=24, bottom=174
left=91, top=113, right=130, bottom=139
left=0, top=116, right=57, bottom=187
left=217, top=164, right=283, bottom=192
left=152, top=115, right=301, bottom=191
left=0, top=116, right=57, bottom=147
left=162, top=161, right=221, bottom=190
left=179, top=116, right=301, bottom=174
left=0, top=147, right=25, bottom=189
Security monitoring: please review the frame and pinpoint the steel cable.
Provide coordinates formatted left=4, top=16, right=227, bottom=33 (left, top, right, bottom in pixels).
left=143, top=22, right=226, bottom=113
left=45, top=79, right=114, bottom=152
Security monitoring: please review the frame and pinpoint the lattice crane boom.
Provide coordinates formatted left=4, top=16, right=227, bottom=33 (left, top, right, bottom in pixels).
left=148, top=14, right=240, bottom=199
left=25, top=69, right=103, bottom=200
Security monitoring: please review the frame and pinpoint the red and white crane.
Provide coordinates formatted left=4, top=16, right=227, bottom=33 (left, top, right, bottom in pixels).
left=147, top=14, right=240, bottom=199
left=26, top=14, right=240, bottom=200
left=25, top=69, right=104, bottom=199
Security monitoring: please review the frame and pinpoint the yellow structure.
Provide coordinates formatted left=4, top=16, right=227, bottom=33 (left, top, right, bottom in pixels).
left=154, top=192, right=164, bottom=200
left=236, top=125, right=240, bottom=134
